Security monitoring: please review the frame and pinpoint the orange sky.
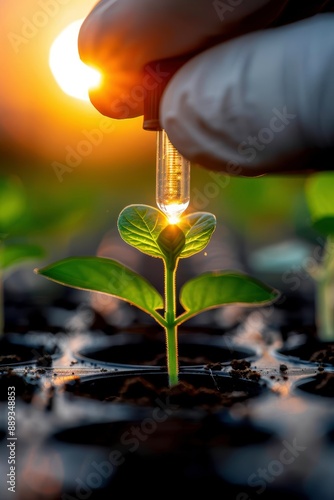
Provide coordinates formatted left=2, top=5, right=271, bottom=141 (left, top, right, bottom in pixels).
left=0, top=0, right=154, bottom=179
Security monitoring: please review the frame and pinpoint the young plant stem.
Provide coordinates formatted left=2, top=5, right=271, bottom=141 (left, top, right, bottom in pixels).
left=316, top=236, right=334, bottom=340
left=164, top=259, right=179, bottom=387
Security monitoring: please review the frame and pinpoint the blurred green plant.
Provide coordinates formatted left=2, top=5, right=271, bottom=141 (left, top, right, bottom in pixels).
left=0, top=174, right=107, bottom=335
left=201, top=173, right=306, bottom=244
left=0, top=175, right=45, bottom=335
left=305, top=172, right=334, bottom=340
left=36, top=204, right=279, bottom=387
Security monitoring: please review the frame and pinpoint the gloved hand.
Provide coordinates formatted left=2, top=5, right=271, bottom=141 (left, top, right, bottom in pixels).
left=79, top=0, right=334, bottom=176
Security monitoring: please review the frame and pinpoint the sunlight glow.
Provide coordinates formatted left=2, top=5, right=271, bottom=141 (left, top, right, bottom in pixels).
left=161, top=203, right=186, bottom=224
left=49, top=19, right=101, bottom=101
left=167, top=214, right=180, bottom=225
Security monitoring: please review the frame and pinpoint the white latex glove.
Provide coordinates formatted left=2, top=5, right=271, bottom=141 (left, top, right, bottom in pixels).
left=79, top=0, right=334, bottom=175
left=162, top=14, right=334, bottom=175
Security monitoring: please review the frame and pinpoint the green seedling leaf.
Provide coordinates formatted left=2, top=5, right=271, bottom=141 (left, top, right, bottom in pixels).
left=0, top=244, right=44, bottom=270
left=177, top=212, right=216, bottom=258
left=157, top=225, right=185, bottom=268
left=36, top=257, right=164, bottom=323
left=177, top=271, right=279, bottom=324
left=118, top=205, right=168, bottom=258
left=306, top=173, right=334, bottom=236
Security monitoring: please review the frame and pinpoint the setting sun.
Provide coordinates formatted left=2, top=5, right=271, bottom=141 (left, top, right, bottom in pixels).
left=49, top=19, right=101, bottom=101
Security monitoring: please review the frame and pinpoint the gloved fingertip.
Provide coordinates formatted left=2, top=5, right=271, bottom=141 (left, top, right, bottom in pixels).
left=88, top=84, right=143, bottom=119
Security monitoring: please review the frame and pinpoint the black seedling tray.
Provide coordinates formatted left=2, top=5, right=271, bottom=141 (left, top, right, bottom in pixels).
left=0, top=326, right=333, bottom=500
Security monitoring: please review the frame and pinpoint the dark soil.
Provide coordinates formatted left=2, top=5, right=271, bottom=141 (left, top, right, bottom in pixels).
left=309, top=345, right=334, bottom=366
left=230, top=359, right=261, bottom=381
left=0, top=368, right=39, bottom=403
left=65, top=371, right=266, bottom=411
left=0, top=336, right=59, bottom=366
left=36, top=353, right=53, bottom=367
left=113, top=376, right=253, bottom=409
left=0, top=353, right=21, bottom=364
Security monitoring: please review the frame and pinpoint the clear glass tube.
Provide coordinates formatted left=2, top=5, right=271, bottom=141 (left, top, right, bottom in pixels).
left=156, top=129, right=190, bottom=223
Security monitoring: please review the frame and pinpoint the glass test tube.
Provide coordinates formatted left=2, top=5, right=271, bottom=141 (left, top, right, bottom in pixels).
left=156, top=129, right=190, bottom=223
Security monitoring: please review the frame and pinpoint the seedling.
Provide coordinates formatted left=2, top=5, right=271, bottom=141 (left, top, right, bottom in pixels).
left=305, top=173, right=334, bottom=340
left=36, top=205, right=279, bottom=386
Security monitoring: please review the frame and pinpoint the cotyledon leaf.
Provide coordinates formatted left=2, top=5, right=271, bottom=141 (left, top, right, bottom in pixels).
left=117, top=205, right=168, bottom=258
left=177, top=212, right=216, bottom=258
left=177, top=271, right=280, bottom=324
left=36, top=257, right=164, bottom=321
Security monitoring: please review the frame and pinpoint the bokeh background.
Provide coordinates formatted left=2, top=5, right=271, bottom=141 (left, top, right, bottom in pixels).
left=1, top=0, right=313, bottom=318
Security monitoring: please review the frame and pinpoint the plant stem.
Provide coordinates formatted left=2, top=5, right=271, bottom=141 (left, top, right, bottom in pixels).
left=164, top=260, right=178, bottom=386
left=316, top=236, right=334, bottom=340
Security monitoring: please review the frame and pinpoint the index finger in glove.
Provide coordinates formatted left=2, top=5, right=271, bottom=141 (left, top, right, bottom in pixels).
left=161, top=14, right=334, bottom=176
left=78, top=0, right=288, bottom=118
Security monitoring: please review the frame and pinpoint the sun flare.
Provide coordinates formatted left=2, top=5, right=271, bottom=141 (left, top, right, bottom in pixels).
left=49, top=19, right=101, bottom=101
